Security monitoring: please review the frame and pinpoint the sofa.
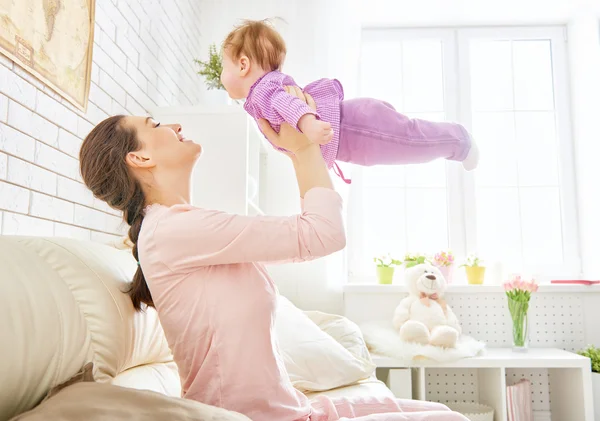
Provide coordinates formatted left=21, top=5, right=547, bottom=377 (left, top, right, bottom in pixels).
left=0, top=236, right=393, bottom=421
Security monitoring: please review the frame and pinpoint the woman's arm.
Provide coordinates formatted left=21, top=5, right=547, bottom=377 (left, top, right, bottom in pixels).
left=153, top=188, right=345, bottom=271
left=152, top=109, right=345, bottom=271
left=260, top=126, right=332, bottom=199
left=260, top=87, right=333, bottom=198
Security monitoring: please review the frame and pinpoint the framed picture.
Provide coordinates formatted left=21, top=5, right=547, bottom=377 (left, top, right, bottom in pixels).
left=0, top=0, right=96, bottom=111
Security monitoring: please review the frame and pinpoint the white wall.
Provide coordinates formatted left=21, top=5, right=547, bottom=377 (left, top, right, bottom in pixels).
left=0, top=0, right=203, bottom=242
left=566, top=18, right=600, bottom=278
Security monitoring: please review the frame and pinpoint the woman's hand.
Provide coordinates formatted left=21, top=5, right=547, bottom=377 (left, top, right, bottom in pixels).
left=258, top=87, right=317, bottom=155
left=283, top=86, right=317, bottom=110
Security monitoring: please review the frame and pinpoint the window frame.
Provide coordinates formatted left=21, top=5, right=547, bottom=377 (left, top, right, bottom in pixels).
left=347, top=25, right=580, bottom=282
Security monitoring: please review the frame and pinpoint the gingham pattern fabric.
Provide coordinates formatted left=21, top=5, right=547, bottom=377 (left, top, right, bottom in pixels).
left=244, top=71, right=344, bottom=169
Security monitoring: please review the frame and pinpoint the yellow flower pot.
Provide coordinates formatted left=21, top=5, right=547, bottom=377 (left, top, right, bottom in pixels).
left=465, top=266, right=486, bottom=285
left=376, top=266, right=395, bottom=284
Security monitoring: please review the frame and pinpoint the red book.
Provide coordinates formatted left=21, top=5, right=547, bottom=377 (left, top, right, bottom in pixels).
left=551, top=280, right=600, bottom=285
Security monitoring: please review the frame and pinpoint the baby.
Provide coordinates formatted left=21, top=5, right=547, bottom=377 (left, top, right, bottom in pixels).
left=220, top=20, right=478, bottom=182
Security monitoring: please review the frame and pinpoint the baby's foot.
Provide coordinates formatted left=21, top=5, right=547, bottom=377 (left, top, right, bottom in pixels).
left=298, top=114, right=333, bottom=145
left=462, top=136, right=479, bottom=171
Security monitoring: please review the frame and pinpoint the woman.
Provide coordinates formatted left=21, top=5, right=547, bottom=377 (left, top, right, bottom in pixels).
left=79, top=88, right=467, bottom=421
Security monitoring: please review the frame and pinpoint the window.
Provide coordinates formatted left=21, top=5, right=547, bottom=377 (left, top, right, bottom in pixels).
left=348, top=27, right=579, bottom=280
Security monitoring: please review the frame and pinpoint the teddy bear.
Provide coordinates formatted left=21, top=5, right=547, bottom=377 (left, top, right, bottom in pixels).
left=392, top=263, right=462, bottom=348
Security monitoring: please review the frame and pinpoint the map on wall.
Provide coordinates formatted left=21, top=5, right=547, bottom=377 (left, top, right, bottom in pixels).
left=0, top=0, right=95, bottom=111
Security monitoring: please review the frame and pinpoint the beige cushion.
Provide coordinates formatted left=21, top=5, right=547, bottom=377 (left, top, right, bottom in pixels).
left=8, top=382, right=249, bottom=421
left=43, top=363, right=94, bottom=402
left=0, top=236, right=179, bottom=420
left=111, top=362, right=181, bottom=396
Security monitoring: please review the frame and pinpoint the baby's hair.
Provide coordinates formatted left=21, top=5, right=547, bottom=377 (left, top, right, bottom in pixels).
left=222, top=19, right=287, bottom=72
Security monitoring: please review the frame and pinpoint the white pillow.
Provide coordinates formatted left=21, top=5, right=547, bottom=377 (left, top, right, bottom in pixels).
left=275, top=296, right=375, bottom=392
left=303, top=310, right=373, bottom=363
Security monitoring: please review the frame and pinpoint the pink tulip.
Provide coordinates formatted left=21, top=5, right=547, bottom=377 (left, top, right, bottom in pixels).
left=529, top=280, right=539, bottom=292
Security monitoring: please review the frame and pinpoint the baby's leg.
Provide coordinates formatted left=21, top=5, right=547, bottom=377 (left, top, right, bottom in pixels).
left=337, top=98, right=477, bottom=169
left=310, top=395, right=468, bottom=420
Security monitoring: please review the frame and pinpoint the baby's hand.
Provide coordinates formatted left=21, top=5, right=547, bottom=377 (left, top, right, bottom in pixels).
left=298, top=114, right=333, bottom=145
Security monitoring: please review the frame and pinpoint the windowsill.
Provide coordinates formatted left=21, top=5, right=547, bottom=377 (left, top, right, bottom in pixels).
left=344, top=283, right=600, bottom=294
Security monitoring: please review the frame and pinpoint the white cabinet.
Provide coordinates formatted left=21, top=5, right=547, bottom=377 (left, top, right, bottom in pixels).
left=374, top=349, right=594, bottom=421
left=150, top=105, right=269, bottom=215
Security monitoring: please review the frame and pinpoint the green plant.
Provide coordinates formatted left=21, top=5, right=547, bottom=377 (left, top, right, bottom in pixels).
left=194, top=43, right=225, bottom=90
left=578, top=345, right=600, bottom=373
left=374, top=255, right=402, bottom=268
left=402, top=253, right=429, bottom=268
left=460, top=254, right=483, bottom=268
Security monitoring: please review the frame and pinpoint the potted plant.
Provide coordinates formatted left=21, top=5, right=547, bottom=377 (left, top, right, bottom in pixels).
left=374, top=255, right=402, bottom=285
left=402, top=253, right=429, bottom=268
left=433, top=250, right=455, bottom=284
left=578, top=345, right=600, bottom=412
left=194, top=43, right=230, bottom=105
left=195, top=43, right=225, bottom=90
left=460, top=254, right=485, bottom=285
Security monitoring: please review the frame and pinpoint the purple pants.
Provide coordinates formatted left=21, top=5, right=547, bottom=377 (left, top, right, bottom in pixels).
left=336, top=98, right=472, bottom=166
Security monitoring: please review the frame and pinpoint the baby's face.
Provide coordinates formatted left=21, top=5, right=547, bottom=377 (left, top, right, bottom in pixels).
left=220, top=51, right=247, bottom=100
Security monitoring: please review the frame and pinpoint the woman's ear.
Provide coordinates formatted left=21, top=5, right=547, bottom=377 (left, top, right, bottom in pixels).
left=126, top=150, right=155, bottom=169
left=239, top=55, right=250, bottom=76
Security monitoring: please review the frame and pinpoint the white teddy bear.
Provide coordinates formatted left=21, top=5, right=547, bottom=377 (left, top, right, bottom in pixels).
left=392, top=263, right=462, bottom=348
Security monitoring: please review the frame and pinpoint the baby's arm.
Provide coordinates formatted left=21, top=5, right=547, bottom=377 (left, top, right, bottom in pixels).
left=271, top=87, right=333, bottom=145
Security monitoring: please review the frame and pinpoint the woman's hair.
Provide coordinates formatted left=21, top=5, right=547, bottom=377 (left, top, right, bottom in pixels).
left=79, top=115, right=154, bottom=311
left=223, top=19, right=287, bottom=71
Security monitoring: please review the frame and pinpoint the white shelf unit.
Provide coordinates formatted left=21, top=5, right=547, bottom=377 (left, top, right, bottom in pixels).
left=149, top=105, right=270, bottom=216
left=345, top=284, right=600, bottom=294
left=374, top=348, right=594, bottom=421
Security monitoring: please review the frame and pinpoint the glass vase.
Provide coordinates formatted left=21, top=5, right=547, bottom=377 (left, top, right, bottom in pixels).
left=507, top=297, right=529, bottom=351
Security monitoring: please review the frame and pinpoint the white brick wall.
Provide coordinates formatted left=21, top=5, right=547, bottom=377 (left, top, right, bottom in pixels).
left=0, top=0, right=203, bottom=242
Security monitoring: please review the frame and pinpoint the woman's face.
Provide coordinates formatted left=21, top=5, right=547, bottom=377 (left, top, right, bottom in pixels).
left=124, top=116, right=202, bottom=173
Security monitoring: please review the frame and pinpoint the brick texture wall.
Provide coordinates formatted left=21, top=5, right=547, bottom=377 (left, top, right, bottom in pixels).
left=0, top=0, right=203, bottom=242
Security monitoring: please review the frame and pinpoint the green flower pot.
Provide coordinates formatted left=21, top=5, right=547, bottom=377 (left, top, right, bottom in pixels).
left=376, top=266, right=395, bottom=284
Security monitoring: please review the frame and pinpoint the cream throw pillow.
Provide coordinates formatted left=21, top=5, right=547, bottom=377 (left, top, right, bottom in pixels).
left=10, top=382, right=250, bottom=421
left=304, top=310, right=373, bottom=363
left=275, top=296, right=375, bottom=392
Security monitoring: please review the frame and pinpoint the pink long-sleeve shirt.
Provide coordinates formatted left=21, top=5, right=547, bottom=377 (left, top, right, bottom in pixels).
left=137, top=188, right=345, bottom=421
left=243, top=71, right=344, bottom=169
